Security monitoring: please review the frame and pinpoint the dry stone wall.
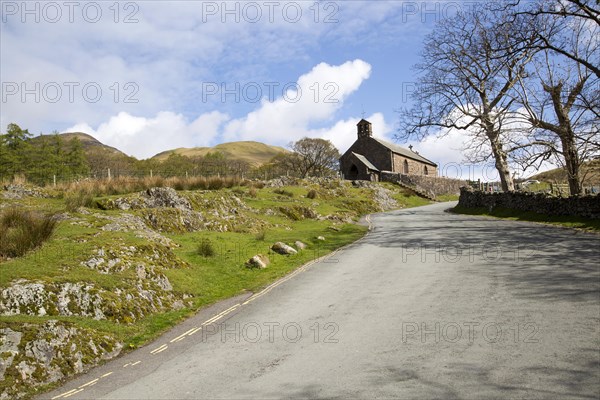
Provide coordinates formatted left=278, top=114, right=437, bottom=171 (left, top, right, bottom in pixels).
left=458, top=187, right=600, bottom=219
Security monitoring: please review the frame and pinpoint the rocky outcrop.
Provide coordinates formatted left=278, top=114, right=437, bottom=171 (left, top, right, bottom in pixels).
left=0, top=320, right=122, bottom=399
left=0, top=279, right=183, bottom=324
left=1, top=184, right=48, bottom=200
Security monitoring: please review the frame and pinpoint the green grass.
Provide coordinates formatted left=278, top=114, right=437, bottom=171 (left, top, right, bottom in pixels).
left=450, top=205, right=600, bottom=232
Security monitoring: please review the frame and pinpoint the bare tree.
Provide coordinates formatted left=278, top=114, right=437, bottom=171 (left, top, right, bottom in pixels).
left=504, top=0, right=600, bottom=78
left=511, top=5, right=600, bottom=195
left=397, top=5, right=537, bottom=191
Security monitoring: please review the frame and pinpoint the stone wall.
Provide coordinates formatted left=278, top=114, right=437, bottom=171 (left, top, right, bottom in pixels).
left=381, top=172, right=466, bottom=197
left=458, top=187, right=600, bottom=219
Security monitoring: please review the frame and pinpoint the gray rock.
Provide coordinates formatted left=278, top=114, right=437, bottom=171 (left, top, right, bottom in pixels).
left=246, top=254, right=270, bottom=269
left=294, top=241, right=307, bottom=250
left=271, top=242, right=298, bottom=255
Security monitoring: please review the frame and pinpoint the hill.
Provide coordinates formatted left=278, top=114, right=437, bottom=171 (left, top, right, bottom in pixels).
left=31, top=132, right=129, bottom=158
left=59, top=132, right=128, bottom=156
left=528, top=160, right=600, bottom=185
left=152, top=141, right=289, bottom=166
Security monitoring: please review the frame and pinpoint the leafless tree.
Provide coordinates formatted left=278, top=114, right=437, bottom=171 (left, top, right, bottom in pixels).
left=397, top=4, right=537, bottom=191
left=510, top=3, right=600, bottom=195
left=503, top=0, right=600, bottom=78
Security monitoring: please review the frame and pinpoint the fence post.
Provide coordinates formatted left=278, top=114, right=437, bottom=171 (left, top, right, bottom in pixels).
left=186, top=171, right=188, bottom=179
left=107, top=168, right=111, bottom=180
left=53, top=175, right=56, bottom=187
left=150, top=169, right=153, bottom=178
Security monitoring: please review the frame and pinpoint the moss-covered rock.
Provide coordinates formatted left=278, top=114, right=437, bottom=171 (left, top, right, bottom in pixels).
left=0, top=320, right=122, bottom=399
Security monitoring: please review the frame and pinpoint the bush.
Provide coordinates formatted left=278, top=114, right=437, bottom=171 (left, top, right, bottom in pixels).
left=64, top=191, right=95, bottom=212
left=255, top=230, right=266, bottom=241
left=248, top=187, right=258, bottom=198
left=196, top=239, right=216, bottom=257
left=0, top=207, right=58, bottom=258
left=307, top=189, right=318, bottom=199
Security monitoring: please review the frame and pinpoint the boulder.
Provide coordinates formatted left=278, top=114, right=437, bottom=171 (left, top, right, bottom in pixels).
left=271, top=242, right=298, bottom=255
left=317, top=236, right=326, bottom=241
left=246, top=254, right=270, bottom=269
left=294, top=241, right=307, bottom=250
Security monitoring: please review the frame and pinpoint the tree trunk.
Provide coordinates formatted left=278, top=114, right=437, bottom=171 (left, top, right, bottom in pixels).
left=561, top=133, right=583, bottom=195
left=490, top=139, right=515, bottom=192
left=484, top=116, right=515, bottom=192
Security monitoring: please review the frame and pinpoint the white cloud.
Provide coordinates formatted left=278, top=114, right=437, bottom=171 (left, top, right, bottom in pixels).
left=222, top=59, right=372, bottom=143
left=66, top=110, right=228, bottom=159
left=66, top=60, right=374, bottom=159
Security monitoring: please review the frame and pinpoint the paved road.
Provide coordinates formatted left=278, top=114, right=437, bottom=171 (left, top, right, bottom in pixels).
left=43, top=202, right=600, bottom=399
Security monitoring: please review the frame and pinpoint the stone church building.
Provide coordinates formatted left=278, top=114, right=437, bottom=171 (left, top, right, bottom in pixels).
left=340, top=119, right=437, bottom=181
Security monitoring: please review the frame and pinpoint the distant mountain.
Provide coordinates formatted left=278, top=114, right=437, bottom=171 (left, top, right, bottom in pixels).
left=152, top=141, right=289, bottom=166
left=31, top=132, right=129, bottom=158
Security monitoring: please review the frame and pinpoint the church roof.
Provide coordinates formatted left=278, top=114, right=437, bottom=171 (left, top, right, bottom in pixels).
left=351, top=152, right=379, bottom=171
left=372, top=137, right=437, bottom=166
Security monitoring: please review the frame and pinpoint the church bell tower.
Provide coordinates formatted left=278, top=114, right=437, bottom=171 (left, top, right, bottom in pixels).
left=357, top=119, right=373, bottom=139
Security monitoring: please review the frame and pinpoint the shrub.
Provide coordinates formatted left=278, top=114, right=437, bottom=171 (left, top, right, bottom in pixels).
left=248, top=187, right=258, bottom=198
left=0, top=207, right=58, bottom=258
left=307, top=189, right=318, bottom=199
left=255, top=230, right=266, bottom=241
left=64, top=191, right=95, bottom=212
left=196, top=239, right=216, bottom=257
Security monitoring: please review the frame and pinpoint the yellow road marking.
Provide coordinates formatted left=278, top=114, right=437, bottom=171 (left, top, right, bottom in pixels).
left=100, top=372, right=113, bottom=378
left=188, top=327, right=202, bottom=336
left=131, top=360, right=141, bottom=366
left=150, top=344, right=168, bottom=354
left=79, top=378, right=99, bottom=388
left=63, top=388, right=84, bottom=398
left=170, top=328, right=196, bottom=343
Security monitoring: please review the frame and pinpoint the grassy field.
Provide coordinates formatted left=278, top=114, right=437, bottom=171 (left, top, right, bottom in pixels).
left=450, top=205, right=600, bottom=232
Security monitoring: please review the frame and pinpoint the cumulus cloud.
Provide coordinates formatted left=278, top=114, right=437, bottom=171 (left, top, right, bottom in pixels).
left=65, top=60, right=374, bottom=159
left=66, top=111, right=228, bottom=159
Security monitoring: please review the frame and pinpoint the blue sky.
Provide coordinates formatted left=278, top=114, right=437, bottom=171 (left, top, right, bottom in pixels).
left=1, top=1, right=508, bottom=180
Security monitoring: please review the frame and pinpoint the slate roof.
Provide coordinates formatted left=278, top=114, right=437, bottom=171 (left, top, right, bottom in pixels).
left=372, top=138, right=437, bottom=166
left=351, top=152, right=379, bottom=171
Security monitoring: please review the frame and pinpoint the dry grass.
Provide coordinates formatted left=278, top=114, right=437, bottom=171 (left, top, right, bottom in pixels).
left=55, top=176, right=247, bottom=197
left=0, top=207, right=58, bottom=258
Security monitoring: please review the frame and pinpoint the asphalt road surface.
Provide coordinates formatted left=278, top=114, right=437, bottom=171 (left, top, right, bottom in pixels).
left=42, top=202, right=600, bottom=399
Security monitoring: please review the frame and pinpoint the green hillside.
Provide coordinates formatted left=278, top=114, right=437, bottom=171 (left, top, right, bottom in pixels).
left=528, top=160, right=600, bottom=185
left=152, top=141, right=289, bottom=166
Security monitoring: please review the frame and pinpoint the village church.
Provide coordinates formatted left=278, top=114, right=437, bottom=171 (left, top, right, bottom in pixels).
left=340, top=119, right=437, bottom=181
